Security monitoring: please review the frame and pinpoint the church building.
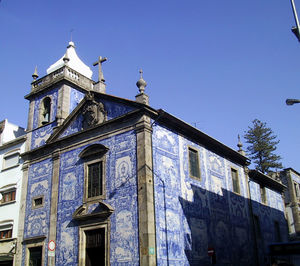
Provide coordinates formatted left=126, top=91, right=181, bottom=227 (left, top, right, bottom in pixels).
left=15, top=42, right=288, bottom=266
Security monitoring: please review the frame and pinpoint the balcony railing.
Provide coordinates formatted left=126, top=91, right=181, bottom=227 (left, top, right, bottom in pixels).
left=30, top=66, right=93, bottom=93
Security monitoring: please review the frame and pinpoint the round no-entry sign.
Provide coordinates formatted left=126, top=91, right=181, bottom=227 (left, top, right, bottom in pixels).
left=48, top=240, right=56, bottom=251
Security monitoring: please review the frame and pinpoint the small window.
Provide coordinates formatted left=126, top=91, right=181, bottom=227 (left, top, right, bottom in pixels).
left=28, top=246, right=42, bottom=266
left=274, top=221, right=281, bottom=242
left=231, top=168, right=240, bottom=194
left=0, top=228, right=12, bottom=239
left=0, top=190, right=16, bottom=204
left=188, top=147, right=200, bottom=179
left=3, top=153, right=19, bottom=169
left=260, top=185, right=267, bottom=204
left=87, top=161, right=103, bottom=198
left=32, top=196, right=44, bottom=209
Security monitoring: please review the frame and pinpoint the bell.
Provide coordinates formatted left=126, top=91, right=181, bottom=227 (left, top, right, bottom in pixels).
left=42, top=113, right=49, bottom=124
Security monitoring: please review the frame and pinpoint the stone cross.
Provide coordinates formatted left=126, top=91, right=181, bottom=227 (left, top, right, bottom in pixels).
left=93, top=56, right=107, bottom=82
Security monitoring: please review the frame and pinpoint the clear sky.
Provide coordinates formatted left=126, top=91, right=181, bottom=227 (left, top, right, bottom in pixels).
left=0, top=0, right=299, bottom=170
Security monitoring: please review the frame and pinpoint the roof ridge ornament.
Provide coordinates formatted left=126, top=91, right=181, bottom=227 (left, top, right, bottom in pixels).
left=135, top=69, right=149, bottom=105
left=136, top=69, right=147, bottom=94
left=63, top=49, right=70, bottom=65
left=237, top=135, right=246, bottom=156
left=32, top=66, right=39, bottom=81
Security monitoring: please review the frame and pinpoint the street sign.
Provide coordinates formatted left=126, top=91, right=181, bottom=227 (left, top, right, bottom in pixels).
left=48, top=250, right=55, bottom=257
left=48, top=240, right=56, bottom=251
left=207, top=247, right=215, bottom=257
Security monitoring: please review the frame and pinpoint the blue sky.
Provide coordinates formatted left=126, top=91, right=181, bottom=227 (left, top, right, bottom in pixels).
left=1, top=0, right=299, bottom=170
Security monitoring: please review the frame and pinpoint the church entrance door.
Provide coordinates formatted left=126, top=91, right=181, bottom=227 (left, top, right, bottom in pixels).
left=85, top=228, right=105, bottom=266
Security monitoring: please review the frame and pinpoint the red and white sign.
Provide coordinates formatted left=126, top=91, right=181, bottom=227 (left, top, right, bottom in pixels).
left=48, top=240, right=56, bottom=251
left=207, top=247, right=215, bottom=257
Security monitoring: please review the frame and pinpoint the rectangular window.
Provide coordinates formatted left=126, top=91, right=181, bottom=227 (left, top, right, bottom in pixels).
left=28, top=246, right=42, bottom=266
left=254, top=215, right=261, bottom=239
left=231, top=168, right=240, bottom=194
left=87, top=161, right=103, bottom=198
left=274, top=221, right=281, bottom=242
left=294, top=182, right=300, bottom=198
left=260, top=185, right=267, bottom=204
left=3, top=153, right=19, bottom=169
left=1, top=190, right=16, bottom=204
left=0, top=229, right=12, bottom=239
left=188, top=147, right=200, bottom=179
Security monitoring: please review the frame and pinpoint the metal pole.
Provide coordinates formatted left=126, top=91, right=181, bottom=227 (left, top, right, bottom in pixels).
left=291, top=0, right=300, bottom=30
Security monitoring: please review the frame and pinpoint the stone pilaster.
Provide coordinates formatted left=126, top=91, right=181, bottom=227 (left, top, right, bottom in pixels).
left=93, top=81, right=106, bottom=93
left=135, top=93, right=149, bottom=105
left=14, top=161, right=29, bottom=266
left=27, top=100, right=35, bottom=131
left=47, top=150, right=60, bottom=266
left=56, top=85, right=70, bottom=126
left=135, top=115, right=156, bottom=266
left=287, top=170, right=300, bottom=234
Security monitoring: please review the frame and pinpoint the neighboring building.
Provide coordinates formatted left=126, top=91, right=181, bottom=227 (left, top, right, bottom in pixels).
left=14, top=42, right=289, bottom=266
left=0, top=120, right=26, bottom=266
left=248, top=170, right=288, bottom=265
left=280, top=168, right=300, bottom=240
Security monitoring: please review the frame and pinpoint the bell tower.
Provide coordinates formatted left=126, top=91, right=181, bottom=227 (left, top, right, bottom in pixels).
left=25, top=42, right=95, bottom=150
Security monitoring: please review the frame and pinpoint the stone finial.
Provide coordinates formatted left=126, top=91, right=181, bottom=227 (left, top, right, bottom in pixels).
left=237, top=135, right=246, bottom=156
left=135, top=69, right=149, bottom=105
left=136, top=69, right=147, bottom=93
left=67, top=41, right=75, bottom=48
left=63, top=49, right=70, bottom=65
left=32, top=66, right=39, bottom=81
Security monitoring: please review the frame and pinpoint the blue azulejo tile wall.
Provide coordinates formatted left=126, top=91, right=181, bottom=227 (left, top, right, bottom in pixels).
left=23, top=158, right=53, bottom=266
left=152, top=124, right=254, bottom=266
left=69, top=88, right=84, bottom=113
left=59, top=97, right=137, bottom=139
left=31, top=123, right=56, bottom=150
left=55, top=130, right=139, bottom=265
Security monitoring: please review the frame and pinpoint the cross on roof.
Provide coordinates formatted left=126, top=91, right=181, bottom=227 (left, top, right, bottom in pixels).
left=93, top=56, right=107, bottom=82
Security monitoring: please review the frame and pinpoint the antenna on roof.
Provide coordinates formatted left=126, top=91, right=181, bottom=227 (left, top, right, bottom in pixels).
left=70, top=29, right=74, bottom=42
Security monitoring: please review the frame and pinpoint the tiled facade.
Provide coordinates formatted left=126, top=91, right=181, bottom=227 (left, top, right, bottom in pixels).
left=13, top=43, right=290, bottom=266
left=152, top=125, right=288, bottom=265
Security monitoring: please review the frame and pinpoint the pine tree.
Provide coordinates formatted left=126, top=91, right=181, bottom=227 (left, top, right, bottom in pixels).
left=244, top=119, right=283, bottom=174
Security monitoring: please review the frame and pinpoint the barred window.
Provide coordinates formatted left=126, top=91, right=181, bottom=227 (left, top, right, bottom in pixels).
left=188, top=147, right=200, bottom=179
left=87, top=161, right=103, bottom=198
left=231, top=168, right=240, bottom=194
left=79, top=144, right=108, bottom=202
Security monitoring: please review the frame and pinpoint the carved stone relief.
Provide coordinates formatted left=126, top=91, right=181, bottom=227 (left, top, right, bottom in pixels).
left=82, top=101, right=106, bottom=129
